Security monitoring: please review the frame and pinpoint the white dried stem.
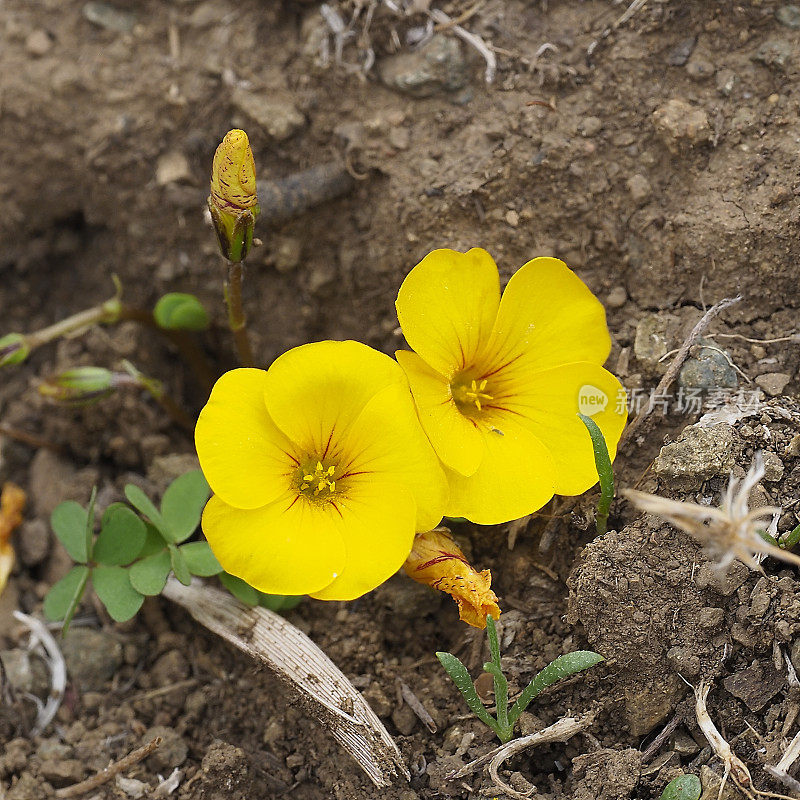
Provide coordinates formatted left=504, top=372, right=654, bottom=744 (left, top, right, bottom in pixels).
left=428, top=8, right=496, bottom=84
left=162, top=578, right=409, bottom=788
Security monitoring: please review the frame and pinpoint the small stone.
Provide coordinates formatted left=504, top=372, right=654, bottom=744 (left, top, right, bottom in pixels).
left=62, top=628, right=123, bottom=692
left=762, top=451, right=784, bottom=482
left=0, top=651, right=50, bottom=698
left=785, top=434, right=800, bottom=457
left=791, top=638, right=800, bottom=673
left=82, top=1, right=137, bottom=33
left=634, top=314, right=670, bottom=371
left=626, top=174, right=652, bottom=203
left=232, top=86, right=305, bottom=142
left=723, top=661, right=785, bottom=712
left=39, top=759, right=85, bottom=787
left=143, top=726, right=188, bottom=771
left=652, top=99, right=711, bottom=153
left=379, top=35, right=469, bottom=98
left=273, top=236, right=302, bottom=273
left=777, top=5, right=800, bottom=28
left=753, top=40, right=793, bottom=69
left=361, top=682, right=392, bottom=718
left=678, top=339, right=738, bottom=394
left=653, top=424, right=737, bottom=488
left=150, top=650, right=190, bottom=685
left=156, top=151, right=191, bottom=186
left=700, top=765, right=740, bottom=800
left=715, top=68, right=737, bottom=96
left=671, top=730, right=701, bottom=755
left=755, top=372, right=791, bottom=396
left=624, top=677, right=681, bottom=736
left=694, top=560, right=749, bottom=597
left=666, top=646, right=701, bottom=677
left=201, top=740, right=249, bottom=786
left=578, top=116, right=603, bottom=137
left=25, top=30, right=53, bottom=57
left=667, top=37, right=696, bottom=66
left=391, top=703, right=418, bottom=736
left=505, top=209, right=519, bottom=227
left=14, top=519, right=50, bottom=567
left=606, top=286, right=627, bottom=308
left=698, top=607, right=724, bottom=628
left=388, top=127, right=410, bottom=150
left=686, top=57, right=714, bottom=81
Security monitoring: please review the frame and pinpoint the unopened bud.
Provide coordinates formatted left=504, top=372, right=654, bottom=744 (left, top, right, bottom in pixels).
left=39, top=367, right=115, bottom=404
left=154, top=293, right=209, bottom=331
left=208, top=129, right=260, bottom=263
left=0, top=334, right=30, bottom=367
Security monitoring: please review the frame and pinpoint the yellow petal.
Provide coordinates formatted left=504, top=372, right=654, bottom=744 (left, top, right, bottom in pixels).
left=395, top=350, right=485, bottom=477
left=479, top=257, right=611, bottom=375
left=500, top=362, right=627, bottom=496
left=263, top=340, right=405, bottom=457
left=396, top=248, right=500, bottom=379
left=445, top=420, right=555, bottom=524
left=403, top=528, right=500, bottom=628
left=202, top=493, right=346, bottom=595
left=338, top=381, right=449, bottom=532
left=311, top=482, right=417, bottom=601
left=210, top=129, right=258, bottom=211
left=0, top=483, right=24, bottom=597
left=195, top=369, right=299, bottom=510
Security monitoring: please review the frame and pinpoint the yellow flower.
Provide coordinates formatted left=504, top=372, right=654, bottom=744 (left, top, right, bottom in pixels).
left=403, top=527, right=500, bottom=629
left=395, top=248, right=626, bottom=524
left=195, top=340, right=448, bottom=600
left=208, top=129, right=260, bottom=263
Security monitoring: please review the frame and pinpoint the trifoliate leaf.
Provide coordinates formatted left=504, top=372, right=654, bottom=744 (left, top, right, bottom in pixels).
left=91, top=565, right=144, bottom=622
left=43, top=565, right=90, bottom=629
left=219, top=572, right=259, bottom=606
left=94, top=504, right=147, bottom=566
left=169, top=545, right=191, bottom=586
left=161, top=471, right=210, bottom=543
left=180, top=541, right=222, bottom=577
left=129, top=550, right=171, bottom=596
left=51, top=501, right=90, bottom=563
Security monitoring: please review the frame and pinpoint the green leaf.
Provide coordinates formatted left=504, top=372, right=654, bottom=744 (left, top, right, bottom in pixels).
left=94, top=504, right=147, bottom=566
left=153, top=293, right=210, bottom=331
left=51, top=501, right=90, bottom=563
left=508, top=651, right=604, bottom=727
left=660, top=774, right=701, bottom=800
left=257, top=593, right=304, bottom=611
left=129, top=550, right=171, bottom=595
left=137, top=523, right=167, bottom=559
left=436, top=651, right=499, bottom=734
left=91, top=566, right=144, bottom=622
left=578, top=413, right=615, bottom=536
left=85, top=487, right=97, bottom=561
left=43, top=565, right=90, bottom=630
left=169, top=545, right=191, bottom=586
left=219, top=572, right=259, bottom=606
left=124, top=484, right=169, bottom=538
left=180, top=541, right=222, bottom=577
left=161, top=471, right=210, bottom=543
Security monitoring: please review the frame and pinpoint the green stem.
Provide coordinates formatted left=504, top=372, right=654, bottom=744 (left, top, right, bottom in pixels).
left=26, top=296, right=122, bottom=350
left=117, top=364, right=194, bottom=433
left=224, top=262, right=255, bottom=368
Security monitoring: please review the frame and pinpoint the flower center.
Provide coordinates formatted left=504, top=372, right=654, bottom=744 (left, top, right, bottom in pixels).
left=299, top=460, right=337, bottom=498
left=451, top=376, right=494, bottom=414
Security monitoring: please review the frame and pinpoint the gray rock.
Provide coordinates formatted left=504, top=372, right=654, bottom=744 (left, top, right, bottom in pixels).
left=82, top=1, right=136, bottom=33
left=578, top=116, right=603, bottom=137
left=777, top=5, right=800, bottom=28
left=753, top=40, right=793, bottom=69
left=652, top=99, right=711, bottom=153
left=62, top=628, right=123, bottom=691
left=715, top=68, right=737, bottom=96
left=686, top=57, right=714, bottom=81
left=654, top=424, right=737, bottom=488
left=755, top=372, right=791, bottom=397
left=623, top=676, right=681, bottom=736
left=232, top=86, right=305, bottom=142
left=762, top=451, right=784, bottom=482
left=144, top=726, right=188, bottom=771
left=723, top=660, right=785, bottom=711
left=626, top=174, right=652, bottom=203
left=25, top=30, right=53, bottom=57
left=678, top=339, right=738, bottom=393
left=666, top=37, right=696, bottom=66
left=156, top=151, right=192, bottom=186
left=380, top=35, right=469, bottom=98
left=15, top=519, right=50, bottom=567
left=39, top=759, right=85, bottom=787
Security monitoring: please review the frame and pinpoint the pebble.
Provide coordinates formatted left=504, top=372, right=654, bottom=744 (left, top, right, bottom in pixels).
left=29, top=449, right=99, bottom=519
left=39, top=759, right=85, bottom=787
left=652, top=99, right=711, bottom=153
left=686, top=57, right=714, bottom=81
left=753, top=40, right=793, bottom=69
left=505, top=209, right=519, bottom=227
left=379, top=35, right=469, bottom=98
left=700, top=764, right=741, bottom=800
left=626, top=174, right=652, bottom=203
left=698, top=607, right=724, bottom=628
left=232, top=86, right=305, bottom=142
left=156, top=151, right=192, bottom=186
left=578, top=116, right=603, bottom=137
left=391, top=704, right=418, bottom=736
left=715, top=68, right=737, bottom=96
left=777, top=5, right=800, bottom=28
left=762, top=451, right=784, bottom=482
left=0, top=650, right=50, bottom=698
left=755, top=372, right=791, bottom=396
left=633, top=313, right=670, bottom=371
left=678, top=339, right=738, bottom=393
left=25, top=29, right=53, bottom=57
left=666, top=36, right=696, bottom=66
left=388, top=126, right=410, bottom=150
left=15, top=519, right=50, bottom=567
left=150, top=649, right=190, bottom=685
left=143, top=726, right=188, bottom=771
left=82, top=1, right=137, bottom=33
left=62, top=628, right=123, bottom=692
left=785, top=434, right=800, bottom=457
left=606, top=286, right=628, bottom=308
left=653, top=424, right=737, bottom=488
left=273, top=236, right=302, bottom=273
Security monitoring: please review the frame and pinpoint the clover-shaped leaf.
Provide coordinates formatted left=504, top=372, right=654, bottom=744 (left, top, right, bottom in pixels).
left=93, top=504, right=147, bottom=566
left=51, top=494, right=93, bottom=563
left=129, top=550, right=171, bottom=596
left=124, top=484, right=168, bottom=535
left=161, top=471, right=210, bottom=543
left=169, top=545, right=192, bottom=586
left=92, top=565, right=144, bottom=622
left=180, top=541, right=222, bottom=577
left=43, top=565, right=90, bottom=631
left=219, top=572, right=259, bottom=605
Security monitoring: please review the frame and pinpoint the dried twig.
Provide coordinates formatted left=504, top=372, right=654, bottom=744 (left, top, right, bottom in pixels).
left=641, top=703, right=686, bottom=762
left=397, top=678, right=437, bottom=733
left=54, top=736, right=162, bottom=798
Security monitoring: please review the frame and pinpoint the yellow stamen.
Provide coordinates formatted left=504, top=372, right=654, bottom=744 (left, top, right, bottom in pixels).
left=300, top=460, right=338, bottom=498
left=462, top=378, right=494, bottom=411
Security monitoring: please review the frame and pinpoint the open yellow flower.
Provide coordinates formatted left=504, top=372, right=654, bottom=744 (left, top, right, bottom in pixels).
left=195, top=340, right=448, bottom=600
left=395, top=248, right=626, bottom=524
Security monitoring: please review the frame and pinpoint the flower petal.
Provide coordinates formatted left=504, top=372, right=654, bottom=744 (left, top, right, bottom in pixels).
left=500, top=362, right=627, bottom=496
left=480, top=257, right=611, bottom=374
left=338, top=381, right=449, bottom=532
left=311, top=482, right=417, bottom=601
left=202, top=493, right=346, bottom=595
left=396, top=350, right=484, bottom=477
left=444, top=421, right=556, bottom=525
left=195, top=369, right=299, bottom=510
left=263, top=340, right=405, bottom=457
left=396, top=248, right=501, bottom=379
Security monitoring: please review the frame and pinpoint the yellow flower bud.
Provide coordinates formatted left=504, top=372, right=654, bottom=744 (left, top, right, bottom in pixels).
left=403, top=527, right=501, bottom=629
left=208, top=130, right=260, bottom=263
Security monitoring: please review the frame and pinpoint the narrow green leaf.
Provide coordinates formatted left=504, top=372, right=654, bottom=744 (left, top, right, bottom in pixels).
left=180, top=541, right=222, bottom=577
left=257, top=593, right=304, bottom=611
left=219, top=572, right=259, bottom=606
left=486, top=614, right=501, bottom=668
left=436, top=651, right=499, bottom=734
left=43, top=565, right=90, bottom=628
left=781, top=522, right=800, bottom=551
left=124, top=484, right=170, bottom=539
left=137, top=523, right=167, bottom=559
left=483, top=662, right=511, bottom=741
left=129, top=550, right=171, bottom=595
left=508, top=651, right=604, bottom=727
left=91, top=566, right=144, bottom=622
left=660, top=774, right=701, bottom=800
left=51, top=501, right=90, bottom=563
left=169, top=545, right=191, bottom=586
left=578, top=413, right=615, bottom=536
left=94, top=504, right=147, bottom=566
left=161, top=471, right=210, bottom=543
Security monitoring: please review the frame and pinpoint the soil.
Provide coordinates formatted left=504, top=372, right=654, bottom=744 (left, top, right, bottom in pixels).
left=2, top=0, right=800, bottom=798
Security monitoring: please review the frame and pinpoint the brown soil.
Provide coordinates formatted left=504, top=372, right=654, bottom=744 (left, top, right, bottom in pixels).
left=2, top=0, right=800, bottom=798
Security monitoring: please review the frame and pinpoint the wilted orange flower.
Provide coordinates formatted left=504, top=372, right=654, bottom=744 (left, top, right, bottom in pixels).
left=403, top=527, right=500, bottom=628
left=0, top=483, right=25, bottom=596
